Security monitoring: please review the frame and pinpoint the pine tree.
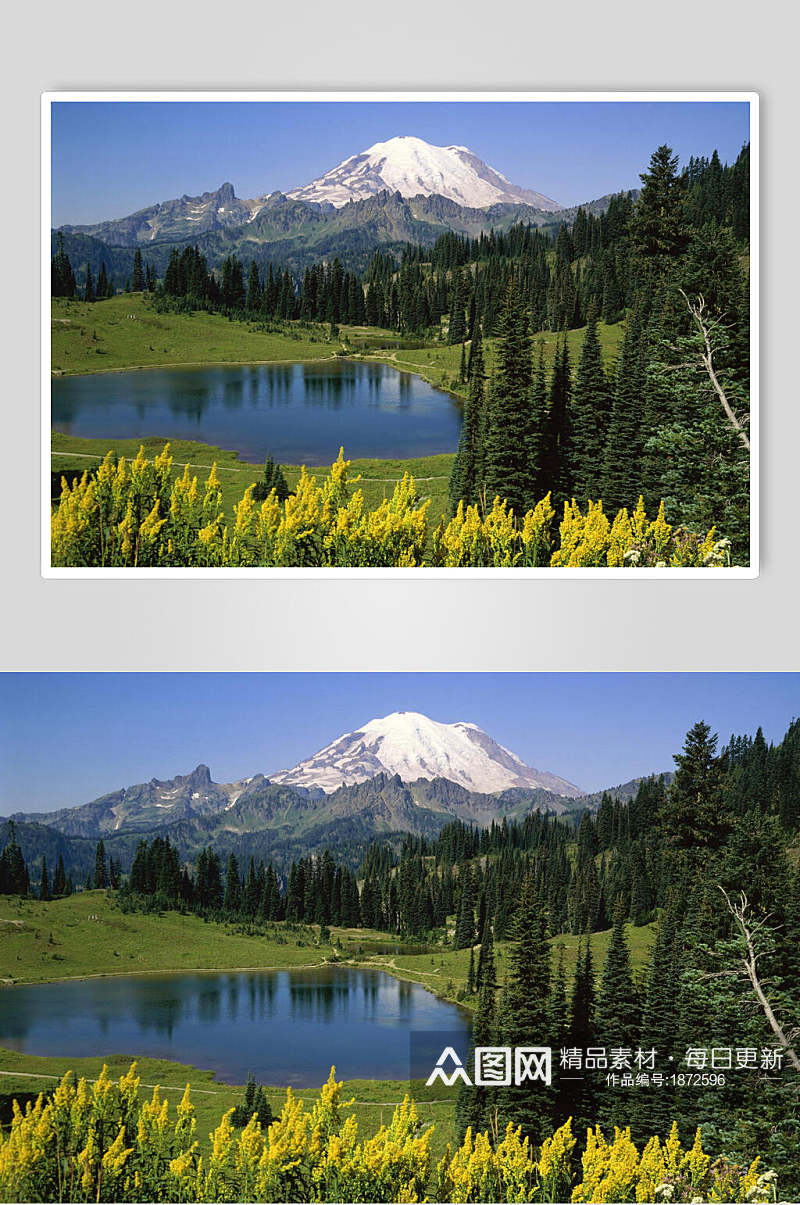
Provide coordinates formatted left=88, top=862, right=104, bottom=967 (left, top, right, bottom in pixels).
left=527, top=342, right=547, bottom=501
left=449, top=327, right=486, bottom=511
left=39, top=857, right=50, bottom=901
left=631, top=144, right=690, bottom=265
left=562, top=935, right=597, bottom=1132
left=475, top=915, right=496, bottom=991
left=453, top=868, right=476, bottom=949
left=599, top=305, right=647, bottom=513
left=662, top=721, right=733, bottom=861
left=132, top=249, right=145, bottom=292
left=52, top=854, right=66, bottom=898
left=596, top=896, right=638, bottom=1049
left=51, top=233, right=76, bottom=298
left=634, top=898, right=681, bottom=1135
left=483, top=280, right=534, bottom=516
left=96, top=262, right=108, bottom=300
left=536, top=336, right=573, bottom=507
left=252, top=455, right=289, bottom=503
left=571, top=313, right=609, bottom=501
left=246, top=262, right=262, bottom=312
left=93, top=840, right=106, bottom=889
left=455, top=960, right=499, bottom=1141
left=84, top=263, right=94, bottom=303
left=224, top=853, right=241, bottom=913
left=497, top=875, right=552, bottom=1142
left=448, top=271, right=467, bottom=344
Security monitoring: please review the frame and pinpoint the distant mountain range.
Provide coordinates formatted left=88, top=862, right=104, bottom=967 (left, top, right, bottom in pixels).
left=53, top=135, right=629, bottom=276
left=8, top=711, right=668, bottom=876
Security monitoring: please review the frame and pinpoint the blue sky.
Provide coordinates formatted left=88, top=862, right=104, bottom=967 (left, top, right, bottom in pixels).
left=0, top=674, right=794, bottom=815
left=51, top=100, right=750, bottom=226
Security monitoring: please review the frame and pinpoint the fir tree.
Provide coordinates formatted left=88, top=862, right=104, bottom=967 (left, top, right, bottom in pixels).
left=595, top=897, right=638, bottom=1051
left=246, top=261, right=262, bottom=312
left=571, top=313, right=609, bottom=501
left=224, top=853, right=241, bottom=912
left=497, top=876, right=552, bottom=1142
left=663, top=721, right=733, bottom=860
left=449, top=327, right=486, bottom=511
left=39, top=857, right=50, bottom=901
left=483, top=280, right=534, bottom=516
left=599, top=305, right=647, bottom=513
left=562, top=935, right=597, bottom=1132
left=132, top=249, right=145, bottom=292
left=52, top=853, right=66, bottom=897
left=536, top=336, right=573, bottom=507
left=631, top=144, right=690, bottom=265
left=51, top=233, right=76, bottom=298
left=252, top=455, right=289, bottom=503
left=93, top=840, right=106, bottom=889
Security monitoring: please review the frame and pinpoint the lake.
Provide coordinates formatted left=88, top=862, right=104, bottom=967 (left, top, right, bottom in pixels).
left=51, top=361, right=463, bottom=465
left=0, top=967, right=471, bottom=1086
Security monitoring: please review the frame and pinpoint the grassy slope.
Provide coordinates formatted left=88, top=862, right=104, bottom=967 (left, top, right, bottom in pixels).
left=351, top=320, right=627, bottom=401
left=0, top=893, right=654, bottom=994
left=51, top=295, right=337, bottom=375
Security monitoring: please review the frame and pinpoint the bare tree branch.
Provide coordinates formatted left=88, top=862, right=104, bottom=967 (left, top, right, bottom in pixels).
left=719, top=886, right=800, bottom=1072
left=680, top=289, right=750, bottom=452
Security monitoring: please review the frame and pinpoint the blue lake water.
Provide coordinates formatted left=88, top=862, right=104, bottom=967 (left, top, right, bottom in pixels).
left=0, top=967, right=471, bottom=1086
left=51, top=361, right=462, bottom=465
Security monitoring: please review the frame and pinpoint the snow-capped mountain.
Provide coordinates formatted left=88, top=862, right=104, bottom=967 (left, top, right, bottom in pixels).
left=270, top=711, right=581, bottom=796
left=286, top=136, right=562, bottom=211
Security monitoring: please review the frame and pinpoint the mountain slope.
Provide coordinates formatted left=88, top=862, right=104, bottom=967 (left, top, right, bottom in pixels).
left=270, top=711, right=582, bottom=795
left=13, top=765, right=271, bottom=838
left=286, top=136, right=562, bottom=211
left=58, top=183, right=266, bottom=248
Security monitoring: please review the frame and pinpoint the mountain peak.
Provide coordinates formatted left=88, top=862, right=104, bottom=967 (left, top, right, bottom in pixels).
left=270, top=711, right=581, bottom=796
left=286, top=136, right=562, bottom=211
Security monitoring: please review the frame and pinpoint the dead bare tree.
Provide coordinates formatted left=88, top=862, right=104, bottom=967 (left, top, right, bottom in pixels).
left=679, top=289, right=750, bottom=452
left=719, top=886, right=800, bottom=1073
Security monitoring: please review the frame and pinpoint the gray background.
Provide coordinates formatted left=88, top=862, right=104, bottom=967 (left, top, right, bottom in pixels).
left=2, top=0, right=796, bottom=671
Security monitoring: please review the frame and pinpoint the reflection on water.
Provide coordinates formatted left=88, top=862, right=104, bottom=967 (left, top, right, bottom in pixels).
left=0, top=967, right=470, bottom=1086
left=52, top=360, right=460, bottom=464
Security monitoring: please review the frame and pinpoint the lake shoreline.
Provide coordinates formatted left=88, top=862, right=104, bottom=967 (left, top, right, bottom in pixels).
left=51, top=350, right=465, bottom=406
left=0, top=954, right=476, bottom=1015
left=51, top=352, right=341, bottom=379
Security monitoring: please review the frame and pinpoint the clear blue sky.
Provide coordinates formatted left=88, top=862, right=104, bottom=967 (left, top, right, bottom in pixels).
left=0, top=674, right=794, bottom=815
left=51, top=99, right=750, bottom=226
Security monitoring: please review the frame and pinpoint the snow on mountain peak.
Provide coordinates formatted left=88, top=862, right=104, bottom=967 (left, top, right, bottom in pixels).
left=286, top=136, right=562, bottom=211
left=270, top=711, right=581, bottom=796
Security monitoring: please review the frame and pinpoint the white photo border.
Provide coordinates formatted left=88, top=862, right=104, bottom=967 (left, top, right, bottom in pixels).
left=41, top=90, right=759, bottom=579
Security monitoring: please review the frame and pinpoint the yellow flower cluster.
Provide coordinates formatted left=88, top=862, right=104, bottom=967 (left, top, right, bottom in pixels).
left=52, top=447, right=430, bottom=569
left=551, top=497, right=725, bottom=568
left=571, top=1122, right=766, bottom=1204
left=51, top=445, right=727, bottom=569
left=0, top=1068, right=776, bottom=1203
